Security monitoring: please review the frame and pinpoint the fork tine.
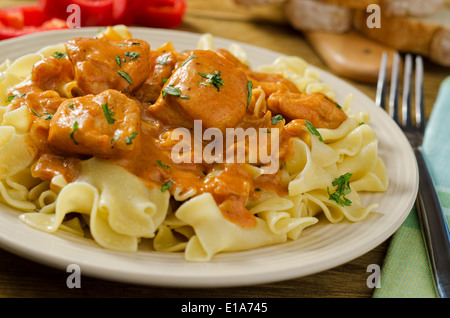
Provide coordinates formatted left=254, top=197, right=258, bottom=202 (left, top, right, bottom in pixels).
left=389, top=52, right=400, bottom=123
left=402, top=54, right=413, bottom=129
left=415, top=55, right=425, bottom=133
left=376, top=51, right=388, bottom=109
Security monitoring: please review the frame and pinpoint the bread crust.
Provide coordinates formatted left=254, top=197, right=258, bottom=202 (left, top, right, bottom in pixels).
left=284, top=0, right=352, bottom=33
left=353, top=10, right=450, bottom=66
left=319, top=0, right=444, bottom=16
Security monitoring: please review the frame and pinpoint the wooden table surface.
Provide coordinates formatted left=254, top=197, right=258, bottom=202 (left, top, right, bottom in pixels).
left=0, top=0, right=448, bottom=299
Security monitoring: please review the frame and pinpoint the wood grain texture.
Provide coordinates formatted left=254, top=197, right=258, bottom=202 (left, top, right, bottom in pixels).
left=0, top=0, right=448, bottom=298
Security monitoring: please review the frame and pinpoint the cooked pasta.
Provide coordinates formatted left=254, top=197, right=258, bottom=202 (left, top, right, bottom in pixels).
left=0, top=26, right=388, bottom=262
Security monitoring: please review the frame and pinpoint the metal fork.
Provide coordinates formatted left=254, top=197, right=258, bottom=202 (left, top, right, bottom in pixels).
left=376, top=52, right=450, bottom=298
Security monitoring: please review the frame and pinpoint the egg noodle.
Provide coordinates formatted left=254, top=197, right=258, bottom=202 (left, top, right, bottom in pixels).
left=0, top=26, right=388, bottom=262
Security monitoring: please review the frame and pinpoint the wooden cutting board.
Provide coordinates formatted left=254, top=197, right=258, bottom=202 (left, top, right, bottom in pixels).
left=306, top=31, right=398, bottom=83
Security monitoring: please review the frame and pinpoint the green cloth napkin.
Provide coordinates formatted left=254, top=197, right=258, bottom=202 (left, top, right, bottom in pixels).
left=373, top=76, right=450, bottom=298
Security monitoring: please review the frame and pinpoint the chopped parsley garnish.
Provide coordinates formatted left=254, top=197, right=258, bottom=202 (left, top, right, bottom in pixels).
left=305, top=120, right=323, bottom=142
left=254, top=188, right=261, bottom=192
left=327, top=173, right=353, bottom=207
left=53, top=52, right=66, bottom=59
left=29, top=108, right=41, bottom=117
left=324, top=95, right=342, bottom=109
left=126, top=131, right=138, bottom=145
left=271, top=114, right=284, bottom=125
left=5, top=93, right=26, bottom=103
left=246, top=81, right=253, bottom=109
left=118, top=42, right=140, bottom=47
left=118, top=70, right=133, bottom=86
left=68, top=102, right=74, bottom=109
left=198, top=71, right=224, bottom=92
left=162, top=86, right=190, bottom=99
left=161, top=180, right=173, bottom=192
left=181, top=54, right=198, bottom=67
left=157, top=53, right=169, bottom=65
left=162, top=77, right=169, bottom=84
left=125, top=51, right=140, bottom=61
left=42, top=111, right=53, bottom=120
left=102, top=103, right=116, bottom=124
left=156, top=160, right=170, bottom=169
left=29, top=107, right=53, bottom=120
left=70, top=121, right=79, bottom=145
left=115, top=54, right=122, bottom=67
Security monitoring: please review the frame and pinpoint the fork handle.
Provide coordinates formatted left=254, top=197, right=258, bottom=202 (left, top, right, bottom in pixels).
left=415, top=148, right=450, bottom=298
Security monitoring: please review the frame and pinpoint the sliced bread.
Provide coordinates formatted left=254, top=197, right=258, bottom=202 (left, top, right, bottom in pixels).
left=284, top=0, right=352, bottom=33
left=353, top=7, right=450, bottom=66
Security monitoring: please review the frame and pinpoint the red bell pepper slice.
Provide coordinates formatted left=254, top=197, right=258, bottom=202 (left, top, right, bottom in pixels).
left=0, top=5, right=67, bottom=40
left=38, top=0, right=187, bottom=28
left=0, top=0, right=188, bottom=40
left=132, top=0, right=187, bottom=29
left=38, top=0, right=122, bottom=27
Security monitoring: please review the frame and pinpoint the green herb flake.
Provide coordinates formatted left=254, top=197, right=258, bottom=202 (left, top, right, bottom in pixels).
left=157, top=53, right=169, bottom=65
left=70, top=121, right=79, bottom=145
left=29, top=108, right=41, bottom=118
left=126, top=131, right=138, bottom=145
left=43, top=111, right=53, bottom=120
left=115, top=54, right=122, bottom=68
left=157, top=160, right=170, bottom=169
left=53, top=52, right=66, bottom=59
left=327, top=173, right=353, bottom=207
left=162, top=77, right=169, bottom=84
left=181, top=54, right=198, bottom=67
left=68, top=102, right=74, bottom=109
left=246, top=81, right=253, bottom=109
left=29, top=107, right=53, bottom=120
left=162, top=86, right=190, bottom=99
left=161, top=180, right=173, bottom=192
left=198, top=71, right=224, bottom=92
left=5, top=93, right=26, bottom=103
left=254, top=188, right=261, bottom=192
left=271, top=114, right=284, bottom=125
left=102, top=103, right=116, bottom=124
left=118, top=42, right=140, bottom=47
left=118, top=70, right=133, bottom=86
left=305, top=120, right=323, bottom=142
left=125, top=51, right=140, bottom=61
left=324, top=95, right=342, bottom=109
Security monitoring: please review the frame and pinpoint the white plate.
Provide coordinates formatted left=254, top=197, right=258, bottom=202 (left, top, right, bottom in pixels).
left=0, top=27, right=418, bottom=288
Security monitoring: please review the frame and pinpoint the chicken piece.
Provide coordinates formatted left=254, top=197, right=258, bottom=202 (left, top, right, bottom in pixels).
left=216, top=48, right=250, bottom=70
left=246, top=71, right=300, bottom=97
left=267, top=92, right=347, bottom=129
left=31, top=54, right=74, bottom=94
left=216, top=48, right=299, bottom=97
left=133, top=50, right=180, bottom=103
left=48, top=89, right=140, bottom=158
left=148, top=50, right=249, bottom=132
left=32, top=153, right=81, bottom=183
left=65, top=37, right=150, bottom=95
